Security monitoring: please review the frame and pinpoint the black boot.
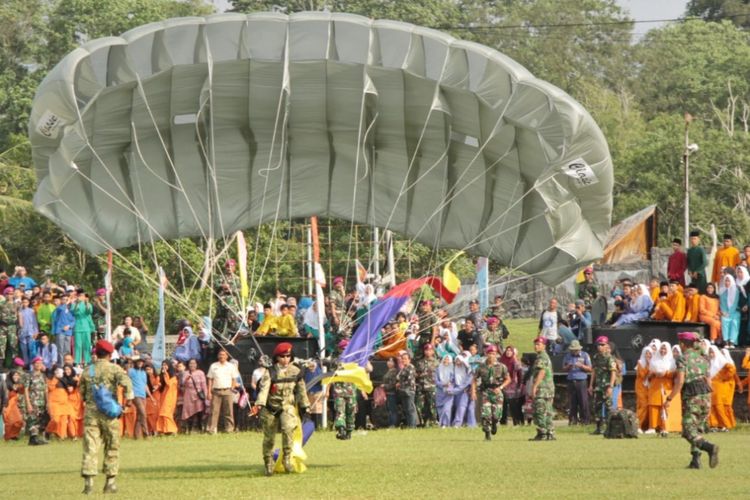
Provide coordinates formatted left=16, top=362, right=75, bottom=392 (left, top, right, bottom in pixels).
left=103, top=476, right=118, bottom=494
left=546, top=431, right=557, bottom=441
left=529, top=430, right=546, bottom=441
left=591, top=422, right=602, bottom=435
left=82, top=476, right=94, bottom=495
left=688, top=452, right=701, bottom=469
left=491, top=419, right=498, bottom=435
left=335, top=427, right=346, bottom=440
left=484, top=430, right=491, bottom=441
left=699, top=441, right=719, bottom=468
left=345, top=430, right=352, bottom=440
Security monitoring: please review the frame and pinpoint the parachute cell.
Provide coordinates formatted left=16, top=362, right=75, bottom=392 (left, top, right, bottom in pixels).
left=29, top=12, right=613, bottom=285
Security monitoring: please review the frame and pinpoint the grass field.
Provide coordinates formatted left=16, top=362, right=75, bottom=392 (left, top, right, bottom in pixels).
left=1, top=423, right=747, bottom=499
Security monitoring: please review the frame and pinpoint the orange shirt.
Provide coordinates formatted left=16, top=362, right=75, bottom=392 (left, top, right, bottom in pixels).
left=712, top=246, right=740, bottom=284
left=684, top=294, right=700, bottom=322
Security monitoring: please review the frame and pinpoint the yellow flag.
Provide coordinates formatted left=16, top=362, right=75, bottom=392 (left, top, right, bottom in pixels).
left=442, top=250, right=464, bottom=296
left=236, top=231, right=249, bottom=311
left=325, top=362, right=374, bottom=393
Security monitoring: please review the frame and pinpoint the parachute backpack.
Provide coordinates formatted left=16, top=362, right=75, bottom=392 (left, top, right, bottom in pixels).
left=88, top=365, right=123, bottom=419
left=604, top=409, right=639, bottom=439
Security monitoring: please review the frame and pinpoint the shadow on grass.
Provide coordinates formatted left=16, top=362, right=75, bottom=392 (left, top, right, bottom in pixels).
left=128, top=462, right=342, bottom=480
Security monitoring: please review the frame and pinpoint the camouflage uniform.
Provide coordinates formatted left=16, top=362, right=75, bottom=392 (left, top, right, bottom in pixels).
left=481, top=328, right=505, bottom=352
left=20, top=370, right=47, bottom=439
left=677, top=348, right=712, bottom=453
left=0, top=298, right=18, bottom=366
left=532, top=351, right=555, bottom=436
left=577, top=281, right=598, bottom=308
left=591, top=352, right=616, bottom=430
left=332, top=382, right=356, bottom=436
left=329, top=289, right=346, bottom=314
left=475, top=362, right=509, bottom=434
left=256, top=363, right=309, bottom=469
left=415, top=356, right=439, bottom=426
left=415, top=312, right=439, bottom=359
left=80, top=359, right=133, bottom=478
left=396, top=362, right=418, bottom=427
left=213, top=273, right=241, bottom=338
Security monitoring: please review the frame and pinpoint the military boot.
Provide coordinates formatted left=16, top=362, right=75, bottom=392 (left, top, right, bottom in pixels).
left=82, top=476, right=94, bottom=495
left=283, top=454, right=294, bottom=473
left=591, top=422, right=602, bottom=435
left=688, top=452, right=702, bottom=469
left=484, top=430, right=491, bottom=441
left=345, top=430, right=352, bottom=440
left=335, top=427, right=346, bottom=440
left=699, top=441, right=719, bottom=468
left=529, top=430, right=546, bottom=441
left=491, top=419, right=498, bottom=435
left=546, top=432, right=557, bottom=441
left=263, top=458, right=274, bottom=477
left=103, top=476, right=117, bottom=494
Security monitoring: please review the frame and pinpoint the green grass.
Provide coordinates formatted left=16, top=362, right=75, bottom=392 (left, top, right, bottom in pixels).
left=1, top=424, right=748, bottom=499
left=504, top=318, right=539, bottom=349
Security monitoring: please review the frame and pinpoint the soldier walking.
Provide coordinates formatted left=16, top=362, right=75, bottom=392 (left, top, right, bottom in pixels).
left=529, top=337, right=556, bottom=441
left=329, top=339, right=359, bottom=440
left=254, top=342, right=310, bottom=476
left=415, top=344, right=439, bottom=426
left=80, top=340, right=133, bottom=494
left=20, top=356, right=48, bottom=445
left=665, top=331, right=719, bottom=469
left=471, top=345, right=510, bottom=441
left=589, top=335, right=616, bottom=434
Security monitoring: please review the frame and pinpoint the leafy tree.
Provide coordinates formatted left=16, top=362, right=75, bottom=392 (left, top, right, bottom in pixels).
left=687, top=0, right=750, bottom=27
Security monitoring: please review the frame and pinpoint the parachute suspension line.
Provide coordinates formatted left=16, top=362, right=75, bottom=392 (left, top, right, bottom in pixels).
left=247, top=26, right=291, bottom=304
left=131, top=75, right=210, bottom=243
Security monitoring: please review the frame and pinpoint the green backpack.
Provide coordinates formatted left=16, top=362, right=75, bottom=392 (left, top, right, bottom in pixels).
left=604, top=409, right=639, bottom=439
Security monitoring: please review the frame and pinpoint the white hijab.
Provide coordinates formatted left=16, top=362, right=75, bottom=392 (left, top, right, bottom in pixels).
left=721, top=274, right=738, bottom=308
left=672, top=345, right=682, bottom=358
left=699, top=339, right=711, bottom=356
left=453, top=353, right=471, bottom=388
left=650, top=341, right=675, bottom=376
left=648, top=339, right=660, bottom=353
left=721, top=347, right=735, bottom=367
left=637, top=346, right=651, bottom=369
left=436, top=354, right=454, bottom=386
left=736, top=266, right=749, bottom=296
left=303, top=302, right=319, bottom=330
left=709, top=345, right=728, bottom=379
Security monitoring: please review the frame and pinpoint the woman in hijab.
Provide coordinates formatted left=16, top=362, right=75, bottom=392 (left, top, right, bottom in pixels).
left=720, top=275, right=741, bottom=347
left=614, top=284, right=654, bottom=326
left=635, top=347, right=652, bottom=431
left=46, top=366, right=76, bottom=439
left=699, top=283, right=722, bottom=342
left=708, top=346, right=736, bottom=431
left=3, top=368, right=25, bottom=440
left=646, top=341, right=681, bottom=435
left=145, top=363, right=161, bottom=434
left=435, top=354, right=455, bottom=428
left=181, top=358, right=207, bottom=434
left=736, top=266, right=750, bottom=345
left=499, top=346, right=524, bottom=426
left=451, top=353, right=475, bottom=427
left=156, top=360, right=178, bottom=435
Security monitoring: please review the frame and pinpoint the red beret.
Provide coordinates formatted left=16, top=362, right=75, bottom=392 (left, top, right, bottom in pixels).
left=95, top=340, right=114, bottom=354
left=677, top=331, right=700, bottom=342
left=272, top=342, right=293, bottom=357
left=423, top=343, right=434, bottom=351
left=32, top=356, right=43, bottom=364
left=533, top=336, right=547, bottom=345
left=337, top=339, right=349, bottom=350
left=596, top=336, right=610, bottom=345
left=485, top=345, right=498, bottom=354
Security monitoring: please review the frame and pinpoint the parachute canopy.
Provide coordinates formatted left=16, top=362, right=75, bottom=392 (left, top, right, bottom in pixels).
left=29, top=12, right=613, bottom=285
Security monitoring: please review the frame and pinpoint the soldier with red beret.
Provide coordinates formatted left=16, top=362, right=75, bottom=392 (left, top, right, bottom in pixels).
left=471, top=344, right=510, bottom=441
left=529, top=337, right=555, bottom=441
left=254, top=342, right=309, bottom=476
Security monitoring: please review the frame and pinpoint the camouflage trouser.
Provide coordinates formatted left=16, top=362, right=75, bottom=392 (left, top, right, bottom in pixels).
left=533, top=397, right=555, bottom=433
left=0, top=327, right=7, bottom=365
left=260, top=407, right=297, bottom=461
left=415, top=388, right=437, bottom=425
left=0, top=326, right=18, bottom=366
left=593, top=390, right=612, bottom=425
left=21, top=403, right=46, bottom=437
left=81, top=415, right=121, bottom=477
left=682, top=393, right=711, bottom=453
left=480, top=390, right=503, bottom=432
left=334, top=396, right=356, bottom=431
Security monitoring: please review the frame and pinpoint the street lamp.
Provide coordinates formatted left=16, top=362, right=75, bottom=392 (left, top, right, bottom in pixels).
left=683, top=112, right=698, bottom=244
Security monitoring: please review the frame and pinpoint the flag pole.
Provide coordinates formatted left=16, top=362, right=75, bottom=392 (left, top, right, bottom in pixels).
left=310, top=216, right=328, bottom=428
left=105, top=250, right=113, bottom=342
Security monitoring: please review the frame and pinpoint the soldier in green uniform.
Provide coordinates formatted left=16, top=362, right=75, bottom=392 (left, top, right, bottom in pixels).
left=20, top=356, right=48, bottom=446
left=396, top=350, right=418, bottom=428
left=254, top=342, right=310, bottom=476
left=472, top=344, right=510, bottom=441
left=415, top=344, right=439, bottom=426
left=529, top=337, right=556, bottom=441
left=577, top=267, right=599, bottom=309
left=588, top=335, right=616, bottom=435
left=0, top=289, right=18, bottom=367
left=665, top=331, right=719, bottom=469
left=415, top=300, right=439, bottom=360
left=80, top=340, right=133, bottom=494
left=330, top=339, right=358, bottom=439
left=481, top=316, right=508, bottom=352
left=213, top=259, right=241, bottom=339
left=329, top=277, right=346, bottom=315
